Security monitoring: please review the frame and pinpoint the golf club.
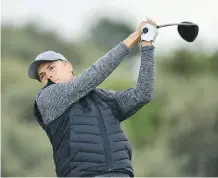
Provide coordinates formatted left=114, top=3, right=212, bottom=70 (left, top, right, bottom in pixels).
left=143, top=21, right=199, bottom=42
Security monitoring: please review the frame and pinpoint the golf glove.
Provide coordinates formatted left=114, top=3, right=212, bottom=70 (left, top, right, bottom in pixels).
left=141, top=23, right=158, bottom=42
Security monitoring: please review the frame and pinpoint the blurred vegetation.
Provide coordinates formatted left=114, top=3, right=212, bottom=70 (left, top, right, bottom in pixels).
left=1, top=17, right=218, bottom=177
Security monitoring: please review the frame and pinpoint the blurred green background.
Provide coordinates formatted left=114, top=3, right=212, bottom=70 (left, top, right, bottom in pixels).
left=1, top=13, right=218, bottom=177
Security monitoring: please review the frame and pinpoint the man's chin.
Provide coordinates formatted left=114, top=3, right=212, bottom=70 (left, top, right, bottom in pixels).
left=54, top=77, right=75, bottom=83
left=54, top=79, right=69, bottom=83
left=54, top=79, right=63, bottom=83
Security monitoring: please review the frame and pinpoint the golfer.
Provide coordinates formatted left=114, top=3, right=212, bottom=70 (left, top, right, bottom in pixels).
left=28, top=19, right=158, bottom=177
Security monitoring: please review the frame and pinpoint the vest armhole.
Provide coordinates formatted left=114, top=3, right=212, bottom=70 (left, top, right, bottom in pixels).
left=34, top=101, right=47, bottom=129
left=94, top=90, right=123, bottom=122
left=34, top=80, right=55, bottom=129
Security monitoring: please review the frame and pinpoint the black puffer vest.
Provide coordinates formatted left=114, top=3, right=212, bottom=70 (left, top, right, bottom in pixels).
left=34, top=81, right=133, bottom=177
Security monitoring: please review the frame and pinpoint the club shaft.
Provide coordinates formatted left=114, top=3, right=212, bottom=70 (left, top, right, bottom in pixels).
left=157, top=23, right=196, bottom=28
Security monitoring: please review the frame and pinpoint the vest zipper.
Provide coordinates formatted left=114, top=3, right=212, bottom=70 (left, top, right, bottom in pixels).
left=95, top=104, right=112, bottom=172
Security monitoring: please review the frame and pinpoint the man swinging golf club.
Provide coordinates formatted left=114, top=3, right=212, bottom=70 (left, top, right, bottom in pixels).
left=28, top=18, right=158, bottom=177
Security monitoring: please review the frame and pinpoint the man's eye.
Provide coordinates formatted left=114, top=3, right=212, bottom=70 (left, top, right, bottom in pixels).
left=50, top=66, right=55, bottom=70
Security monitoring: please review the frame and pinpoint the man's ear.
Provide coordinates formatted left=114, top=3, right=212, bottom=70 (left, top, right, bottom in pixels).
left=67, top=62, right=73, bottom=71
left=62, top=61, right=74, bottom=74
left=62, top=61, right=71, bottom=68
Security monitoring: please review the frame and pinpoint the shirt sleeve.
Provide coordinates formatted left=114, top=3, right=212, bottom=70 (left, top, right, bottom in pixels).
left=35, top=42, right=130, bottom=125
left=97, top=45, right=155, bottom=121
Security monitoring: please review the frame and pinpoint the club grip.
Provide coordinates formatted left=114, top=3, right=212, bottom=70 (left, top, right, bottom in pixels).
left=143, top=25, right=160, bottom=34
left=142, top=27, right=149, bottom=34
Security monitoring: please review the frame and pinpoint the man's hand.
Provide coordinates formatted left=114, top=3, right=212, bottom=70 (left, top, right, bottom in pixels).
left=123, top=18, right=157, bottom=48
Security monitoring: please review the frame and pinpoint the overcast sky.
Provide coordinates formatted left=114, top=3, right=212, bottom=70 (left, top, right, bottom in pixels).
left=2, top=0, right=218, bottom=51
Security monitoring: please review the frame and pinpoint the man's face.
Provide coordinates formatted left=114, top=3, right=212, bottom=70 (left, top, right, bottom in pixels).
left=37, top=60, right=74, bottom=86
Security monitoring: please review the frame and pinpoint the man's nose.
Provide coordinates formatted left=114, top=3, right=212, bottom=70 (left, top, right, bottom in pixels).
left=47, top=75, right=53, bottom=79
left=45, top=71, right=53, bottom=80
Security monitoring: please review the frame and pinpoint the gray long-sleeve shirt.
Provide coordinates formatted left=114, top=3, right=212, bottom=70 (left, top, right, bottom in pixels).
left=36, top=42, right=155, bottom=125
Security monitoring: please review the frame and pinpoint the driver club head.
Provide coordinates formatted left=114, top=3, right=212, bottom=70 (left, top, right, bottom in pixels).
left=177, top=21, right=199, bottom=42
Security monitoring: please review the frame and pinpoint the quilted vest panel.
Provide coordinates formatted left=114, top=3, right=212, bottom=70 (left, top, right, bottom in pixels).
left=34, top=89, right=133, bottom=177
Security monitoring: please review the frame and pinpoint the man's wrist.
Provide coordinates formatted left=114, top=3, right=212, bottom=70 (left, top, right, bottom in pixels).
left=141, top=41, right=153, bottom=46
left=123, top=32, right=140, bottom=48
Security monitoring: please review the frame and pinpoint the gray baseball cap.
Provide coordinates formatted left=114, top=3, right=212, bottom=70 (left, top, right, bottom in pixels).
left=28, top=50, right=68, bottom=81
